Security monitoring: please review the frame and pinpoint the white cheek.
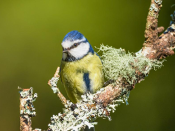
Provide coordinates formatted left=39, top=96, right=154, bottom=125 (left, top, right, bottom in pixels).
left=69, top=43, right=90, bottom=59
left=62, top=53, right=67, bottom=60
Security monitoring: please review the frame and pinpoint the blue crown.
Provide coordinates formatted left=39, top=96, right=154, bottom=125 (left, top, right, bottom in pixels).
left=62, top=30, right=87, bottom=42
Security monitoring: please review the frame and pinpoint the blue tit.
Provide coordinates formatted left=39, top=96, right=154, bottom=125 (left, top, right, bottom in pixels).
left=60, top=30, right=104, bottom=103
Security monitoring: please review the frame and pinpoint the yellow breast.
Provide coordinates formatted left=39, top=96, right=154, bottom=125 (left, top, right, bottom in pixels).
left=60, top=53, right=104, bottom=103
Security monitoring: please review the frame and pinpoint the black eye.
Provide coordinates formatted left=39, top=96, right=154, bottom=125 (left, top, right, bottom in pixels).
left=74, top=43, right=78, bottom=47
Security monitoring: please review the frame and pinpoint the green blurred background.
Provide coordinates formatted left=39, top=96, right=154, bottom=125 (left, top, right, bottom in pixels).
left=0, top=0, right=175, bottom=130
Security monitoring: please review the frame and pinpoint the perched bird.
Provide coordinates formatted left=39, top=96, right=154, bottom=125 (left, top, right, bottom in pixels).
left=60, top=30, right=104, bottom=103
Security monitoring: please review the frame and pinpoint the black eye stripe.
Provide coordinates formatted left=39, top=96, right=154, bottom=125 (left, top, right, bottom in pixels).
left=63, top=40, right=87, bottom=51
left=66, top=42, right=81, bottom=50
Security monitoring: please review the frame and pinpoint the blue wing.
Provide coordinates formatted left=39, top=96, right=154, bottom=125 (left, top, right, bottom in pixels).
left=83, top=73, right=91, bottom=92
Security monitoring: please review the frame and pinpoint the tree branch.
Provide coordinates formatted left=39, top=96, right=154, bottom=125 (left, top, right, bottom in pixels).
left=48, top=67, right=67, bottom=105
left=94, top=0, right=175, bottom=107
left=142, top=0, right=175, bottom=59
left=19, top=87, right=38, bottom=131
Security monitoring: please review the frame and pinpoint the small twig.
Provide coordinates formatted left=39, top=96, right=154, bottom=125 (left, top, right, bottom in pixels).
left=48, top=67, right=67, bottom=105
left=19, top=87, right=37, bottom=131
left=142, top=0, right=175, bottom=59
left=144, top=0, right=163, bottom=45
left=19, top=88, right=32, bottom=131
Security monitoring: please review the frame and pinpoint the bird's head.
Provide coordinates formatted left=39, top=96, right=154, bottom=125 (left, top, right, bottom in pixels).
left=61, top=30, right=94, bottom=62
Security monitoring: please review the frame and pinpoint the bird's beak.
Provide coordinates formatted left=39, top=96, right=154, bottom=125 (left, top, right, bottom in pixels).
left=63, top=49, right=68, bottom=53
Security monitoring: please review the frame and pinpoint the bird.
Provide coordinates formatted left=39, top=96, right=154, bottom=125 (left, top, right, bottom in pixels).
left=60, top=30, right=104, bottom=104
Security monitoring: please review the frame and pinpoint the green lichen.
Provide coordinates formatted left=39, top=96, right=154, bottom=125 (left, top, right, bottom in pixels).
left=98, top=44, right=164, bottom=84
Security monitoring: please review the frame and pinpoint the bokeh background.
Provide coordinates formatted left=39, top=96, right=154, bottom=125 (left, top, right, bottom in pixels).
left=1, top=0, right=175, bottom=131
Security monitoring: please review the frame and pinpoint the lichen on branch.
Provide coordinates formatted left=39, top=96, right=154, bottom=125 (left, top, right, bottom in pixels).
left=48, top=90, right=130, bottom=131
left=98, top=44, right=164, bottom=84
left=19, top=87, right=38, bottom=131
